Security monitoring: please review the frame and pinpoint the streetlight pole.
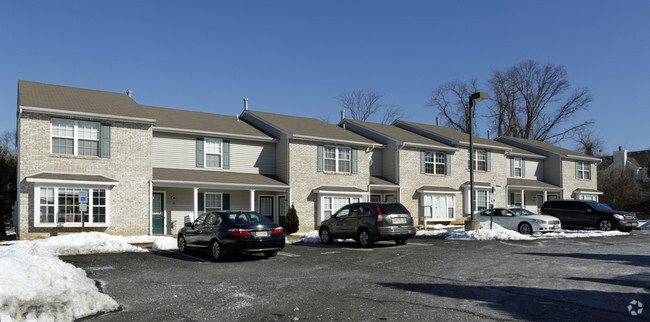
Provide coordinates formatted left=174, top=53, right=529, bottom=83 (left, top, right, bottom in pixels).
left=465, top=92, right=488, bottom=231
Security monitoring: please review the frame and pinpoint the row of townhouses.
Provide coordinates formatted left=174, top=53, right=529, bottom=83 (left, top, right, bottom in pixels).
left=15, top=80, right=602, bottom=239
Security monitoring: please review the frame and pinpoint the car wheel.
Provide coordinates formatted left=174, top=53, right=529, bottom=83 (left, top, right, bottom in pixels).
left=395, top=239, right=408, bottom=246
left=598, top=219, right=613, bottom=231
left=357, top=229, right=373, bottom=248
left=210, top=240, right=222, bottom=261
left=264, top=250, right=278, bottom=258
left=178, top=235, right=187, bottom=253
left=319, top=227, right=333, bottom=244
left=518, top=222, right=533, bottom=235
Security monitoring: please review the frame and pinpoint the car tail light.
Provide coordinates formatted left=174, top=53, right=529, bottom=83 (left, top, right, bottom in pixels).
left=271, top=227, right=284, bottom=235
left=228, top=228, right=252, bottom=236
left=376, top=205, right=383, bottom=223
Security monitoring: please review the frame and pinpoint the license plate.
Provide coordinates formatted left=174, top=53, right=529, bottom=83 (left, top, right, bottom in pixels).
left=255, top=231, right=269, bottom=237
left=393, top=218, right=406, bottom=224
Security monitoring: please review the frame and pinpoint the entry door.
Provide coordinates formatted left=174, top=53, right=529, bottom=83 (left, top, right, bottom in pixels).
left=152, top=193, right=164, bottom=235
left=259, top=196, right=274, bottom=222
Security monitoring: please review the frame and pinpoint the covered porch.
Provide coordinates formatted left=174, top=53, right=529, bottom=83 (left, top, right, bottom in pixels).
left=506, top=178, right=563, bottom=214
left=369, top=176, right=400, bottom=203
left=150, top=168, right=289, bottom=235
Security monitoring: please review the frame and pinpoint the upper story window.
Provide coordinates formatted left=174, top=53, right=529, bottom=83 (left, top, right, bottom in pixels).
left=469, top=149, right=488, bottom=171
left=576, top=161, right=591, bottom=180
left=205, top=138, right=222, bottom=168
left=51, top=118, right=101, bottom=156
left=513, top=157, right=523, bottom=177
left=424, top=151, right=446, bottom=175
left=324, top=146, right=351, bottom=173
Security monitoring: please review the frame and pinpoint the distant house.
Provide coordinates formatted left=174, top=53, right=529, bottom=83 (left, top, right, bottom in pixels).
left=598, top=148, right=650, bottom=183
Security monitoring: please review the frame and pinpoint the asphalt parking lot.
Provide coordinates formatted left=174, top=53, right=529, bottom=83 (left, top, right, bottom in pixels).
left=64, top=232, right=650, bottom=321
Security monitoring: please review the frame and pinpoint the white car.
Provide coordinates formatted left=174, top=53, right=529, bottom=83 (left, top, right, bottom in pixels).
left=477, top=208, right=561, bottom=234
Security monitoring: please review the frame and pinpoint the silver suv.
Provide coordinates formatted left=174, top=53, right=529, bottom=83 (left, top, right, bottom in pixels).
left=318, top=203, right=416, bottom=247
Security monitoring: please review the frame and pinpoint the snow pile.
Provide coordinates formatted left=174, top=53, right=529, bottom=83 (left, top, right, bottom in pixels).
left=0, top=233, right=136, bottom=320
left=638, top=220, right=650, bottom=231
left=152, top=236, right=179, bottom=250
left=293, top=231, right=322, bottom=244
left=416, top=229, right=451, bottom=237
left=446, top=222, right=535, bottom=241
left=536, top=230, right=629, bottom=239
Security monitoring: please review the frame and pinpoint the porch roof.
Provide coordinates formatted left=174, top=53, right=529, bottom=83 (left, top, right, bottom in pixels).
left=506, top=178, right=562, bottom=190
left=312, top=186, right=368, bottom=194
left=152, top=168, right=288, bottom=190
left=25, top=172, right=119, bottom=185
left=573, top=188, right=603, bottom=194
left=417, top=186, right=461, bottom=193
left=369, top=176, right=398, bottom=186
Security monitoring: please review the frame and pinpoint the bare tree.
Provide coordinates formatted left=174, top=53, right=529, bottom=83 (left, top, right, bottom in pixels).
left=488, top=60, right=593, bottom=143
left=379, top=103, right=405, bottom=125
left=336, top=89, right=385, bottom=122
left=598, top=169, right=642, bottom=210
left=574, top=130, right=605, bottom=156
left=425, top=79, right=481, bottom=133
left=0, top=130, right=16, bottom=157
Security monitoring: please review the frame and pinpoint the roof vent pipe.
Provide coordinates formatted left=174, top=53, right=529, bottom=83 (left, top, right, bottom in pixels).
left=236, top=114, right=239, bottom=121
left=341, top=109, right=345, bottom=121
left=436, top=116, right=440, bottom=126
left=126, top=90, right=133, bottom=97
left=619, top=146, right=622, bottom=151
left=243, top=98, right=248, bottom=110
left=487, top=130, right=491, bottom=139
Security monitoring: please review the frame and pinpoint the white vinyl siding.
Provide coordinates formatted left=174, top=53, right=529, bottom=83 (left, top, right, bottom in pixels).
left=369, top=149, right=383, bottom=177
left=152, top=133, right=276, bottom=174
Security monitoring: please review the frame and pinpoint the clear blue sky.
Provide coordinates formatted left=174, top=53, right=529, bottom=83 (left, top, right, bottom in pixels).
left=1, top=1, right=648, bottom=153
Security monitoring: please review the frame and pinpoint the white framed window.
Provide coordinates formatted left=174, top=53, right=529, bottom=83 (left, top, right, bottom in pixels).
left=322, top=196, right=360, bottom=222
left=473, top=190, right=489, bottom=212
left=370, top=195, right=381, bottom=203
left=35, top=186, right=110, bottom=227
left=205, top=139, right=222, bottom=168
left=510, top=192, right=522, bottom=207
left=576, top=161, right=591, bottom=180
left=579, top=194, right=598, bottom=201
left=324, top=146, right=351, bottom=173
left=513, top=158, right=523, bottom=177
left=424, top=151, right=446, bottom=174
left=204, top=193, right=222, bottom=212
left=423, top=194, right=455, bottom=219
left=51, top=118, right=100, bottom=156
left=470, top=149, right=487, bottom=171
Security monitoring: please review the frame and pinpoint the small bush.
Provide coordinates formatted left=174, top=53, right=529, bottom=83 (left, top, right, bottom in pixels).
left=284, top=204, right=299, bottom=234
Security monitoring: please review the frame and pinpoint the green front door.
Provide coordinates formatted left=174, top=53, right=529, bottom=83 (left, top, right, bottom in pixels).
left=152, top=193, right=164, bottom=235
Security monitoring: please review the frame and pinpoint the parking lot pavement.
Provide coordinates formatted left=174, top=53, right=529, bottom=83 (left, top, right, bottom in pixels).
left=63, top=231, right=650, bottom=321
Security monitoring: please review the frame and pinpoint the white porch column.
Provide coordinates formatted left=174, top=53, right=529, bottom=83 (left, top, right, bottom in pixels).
left=520, top=189, right=525, bottom=208
left=149, top=180, right=153, bottom=235
left=463, top=186, right=471, bottom=215
left=193, top=187, right=198, bottom=221
left=543, top=190, right=548, bottom=202
left=249, top=189, right=256, bottom=211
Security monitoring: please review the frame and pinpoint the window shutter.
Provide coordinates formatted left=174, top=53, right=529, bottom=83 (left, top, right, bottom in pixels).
left=222, top=140, right=230, bottom=169
left=223, top=194, right=230, bottom=210
left=486, top=151, right=491, bottom=172
left=351, top=148, right=358, bottom=174
left=521, top=158, right=526, bottom=177
left=510, top=158, right=514, bottom=177
left=317, top=145, right=324, bottom=172
left=575, top=161, right=579, bottom=179
left=445, top=153, right=451, bottom=176
left=99, top=124, right=111, bottom=158
left=196, top=138, right=204, bottom=168
left=420, top=151, right=425, bottom=174
left=198, top=192, right=204, bottom=215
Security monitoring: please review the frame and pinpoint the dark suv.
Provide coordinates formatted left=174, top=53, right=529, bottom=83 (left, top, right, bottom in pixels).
left=318, top=202, right=416, bottom=247
left=540, top=200, right=638, bottom=232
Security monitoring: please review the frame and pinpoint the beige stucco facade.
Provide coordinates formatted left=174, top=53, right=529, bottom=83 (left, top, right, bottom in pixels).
left=17, top=112, right=152, bottom=239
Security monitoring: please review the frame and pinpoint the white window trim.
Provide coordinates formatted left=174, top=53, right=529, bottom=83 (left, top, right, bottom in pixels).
left=577, top=161, right=591, bottom=180
left=321, top=195, right=361, bottom=223
left=424, top=151, right=446, bottom=175
left=473, top=189, right=490, bottom=212
left=204, top=138, right=223, bottom=169
left=204, top=192, right=223, bottom=212
left=423, top=194, right=455, bottom=220
left=513, top=157, right=523, bottom=177
left=51, top=118, right=100, bottom=156
left=323, top=145, right=351, bottom=173
left=33, top=184, right=110, bottom=227
left=471, top=149, right=487, bottom=171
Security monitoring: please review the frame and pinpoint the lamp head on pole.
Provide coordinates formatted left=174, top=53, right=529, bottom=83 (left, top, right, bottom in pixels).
left=469, top=92, right=489, bottom=102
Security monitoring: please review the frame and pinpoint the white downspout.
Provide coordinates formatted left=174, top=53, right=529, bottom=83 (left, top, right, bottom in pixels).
left=149, top=180, right=153, bottom=235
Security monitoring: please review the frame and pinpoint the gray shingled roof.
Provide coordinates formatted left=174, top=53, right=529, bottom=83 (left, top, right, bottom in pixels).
left=396, top=120, right=512, bottom=149
left=369, top=176, right=398, bottom=186
left=343, top=119, right=453, bottom=148
left=25, top=172, right=118, bottom=183
left=499, top=136, right=596, bottom=159
left=18, top=80, right=153, bottom=120
left=246, top=110, right=378, bottom=145
left=141, top=105, right=273, bottom=139
left=153, top=168, right=287, bottom=187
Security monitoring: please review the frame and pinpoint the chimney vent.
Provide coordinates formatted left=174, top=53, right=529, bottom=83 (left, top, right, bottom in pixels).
left=487, top=130, right=491, bottom=139
left=243, top=98, right=249, bottom=110
left=126, top=90, right=133, bottom=97
left=436, top=116, right=440, bottom=126
left=341, top=109, right=345, bottom=121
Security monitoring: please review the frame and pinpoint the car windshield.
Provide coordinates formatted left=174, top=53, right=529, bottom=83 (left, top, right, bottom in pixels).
left=586, top=201, right=613, bottom=211
left=225, top=212, right=272, bottom=225
left=510, top=208, right=535, bottom=216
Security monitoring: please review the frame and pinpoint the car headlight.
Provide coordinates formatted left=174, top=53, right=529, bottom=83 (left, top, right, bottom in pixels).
left=532, top=219, right=547, bottom=224
left=613, top=214, right=624, bottom=220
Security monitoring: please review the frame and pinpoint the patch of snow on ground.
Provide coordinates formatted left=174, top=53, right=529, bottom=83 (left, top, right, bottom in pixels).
left=446, top=222, right=535, bottom=241
left=415, top=229, right=450, bottom=237
left=152, top=237, right=179, bottom=250
left=0, top=232, right=136, bottom=320
left=293, top=231, right=322, bottom=243
left=638, top=220, right=650, bottom=231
